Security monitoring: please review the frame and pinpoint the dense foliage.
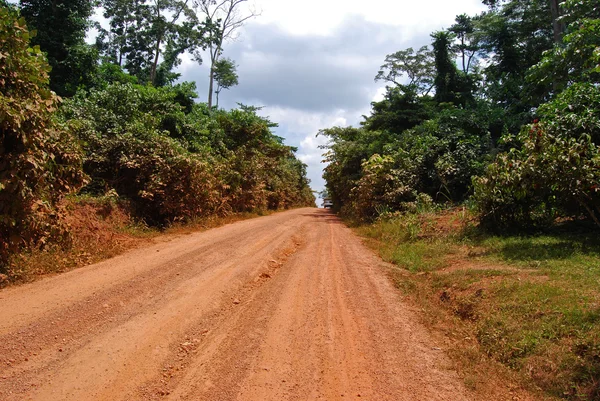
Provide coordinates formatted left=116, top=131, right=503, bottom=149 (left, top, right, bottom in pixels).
left=0, top=7, right=86, bottom=268
left=474, top=83, right=600, bottom=230
left=322, top=0, right=600, bottom=230
left=322, top=105, right=496, bottom=220
left=60, top=82, right=314, bottom=225
left=20, top=0, right=98, bottom=97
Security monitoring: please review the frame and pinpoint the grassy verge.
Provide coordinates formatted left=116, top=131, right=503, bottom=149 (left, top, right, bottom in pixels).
left=354, top=210, right=600, bottom=400
left=1, top=195, right=274, bottom=288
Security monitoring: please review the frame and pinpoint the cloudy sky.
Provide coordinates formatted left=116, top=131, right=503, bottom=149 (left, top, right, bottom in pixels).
left=176, top=0, right=487, bottom=200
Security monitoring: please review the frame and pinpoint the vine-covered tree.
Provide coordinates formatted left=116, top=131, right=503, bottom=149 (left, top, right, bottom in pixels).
left=432, top=31, right=474, bottom=106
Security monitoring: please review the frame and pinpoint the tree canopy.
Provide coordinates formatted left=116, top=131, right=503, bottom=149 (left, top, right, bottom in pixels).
left=20, top=0, right=97, bottom=96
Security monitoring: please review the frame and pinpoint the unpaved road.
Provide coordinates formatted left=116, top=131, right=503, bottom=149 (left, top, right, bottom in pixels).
left=0, top=208, right=470, bottom=400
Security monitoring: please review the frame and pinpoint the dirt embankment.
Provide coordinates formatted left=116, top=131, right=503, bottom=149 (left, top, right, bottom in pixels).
left=0, top=208, right=509, bottom=400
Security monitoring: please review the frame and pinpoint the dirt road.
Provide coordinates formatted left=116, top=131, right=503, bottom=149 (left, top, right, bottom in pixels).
left=0, top=208, right=470, bottom=400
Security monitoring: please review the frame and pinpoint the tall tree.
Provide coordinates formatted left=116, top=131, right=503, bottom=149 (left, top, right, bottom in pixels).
left=99, top=0, right=208, bottom=86
left=213, top=57, right=238, bottom=107
left=482, top=0, right=568, bottom=43
left=19, top=0, right=97, bottom=96
left=527, top=0, right=600, bottom=101
left=195, top=0, right=258, bottom=109
left=97, top=0, right=146, bottom=69
left=147, top=0, right=197, bottom=85
left=475, top=0, right=555, bottom=129
left=478, top=0, right=556, bottom=74
left=375, top=46, right=435, bottom=95
left=449, top=14, right=479, bottom=74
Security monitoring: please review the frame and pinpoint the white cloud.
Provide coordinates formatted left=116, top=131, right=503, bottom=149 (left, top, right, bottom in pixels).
left=259, top=107, right=350, bottom=141
left=372, top=86, right=387, bottom=103
left=253, top=0, right=486, bottom=36
left=298, top=134, right=328, bottom=165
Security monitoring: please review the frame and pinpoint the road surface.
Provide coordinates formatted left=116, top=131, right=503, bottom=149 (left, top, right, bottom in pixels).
left=0, top=208, right=469, bottom=400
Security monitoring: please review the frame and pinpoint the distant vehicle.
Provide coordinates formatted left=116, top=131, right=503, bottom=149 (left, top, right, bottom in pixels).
left=322, top=198, right=333, bottom=209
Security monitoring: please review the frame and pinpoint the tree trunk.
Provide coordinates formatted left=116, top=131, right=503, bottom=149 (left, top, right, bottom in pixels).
left=580, top=200, right=600, bottom=229
left=207, top=43, right=217, bottom=108
left=461, top=38, right=466, bottom=73
left=208, top=64, right=214, bottom=108
left=466, top=51, right=474, bottom=74
left=208, top=43, right=221, bottom=109
left=150, top=36, right=162, bottom=86
left=150, top=4, right=161, bottom=86
left=549, top=0, right=565, bottom=43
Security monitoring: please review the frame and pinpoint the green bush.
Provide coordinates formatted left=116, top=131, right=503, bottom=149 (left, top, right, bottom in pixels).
left=350, top=154, right=419, bottom=220
left=473, top=84, right=600, bottom=230
left=327, top=107, right=494, bottom=221
left=0, top=7, right=86, bottom=269
left=407, top=107, right=494, bottom=201
left=62, top=83, right=223, bottom=224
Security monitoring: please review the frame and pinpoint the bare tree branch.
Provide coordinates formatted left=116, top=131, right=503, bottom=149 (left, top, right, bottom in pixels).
left=195, top=0, right=260, bottom=108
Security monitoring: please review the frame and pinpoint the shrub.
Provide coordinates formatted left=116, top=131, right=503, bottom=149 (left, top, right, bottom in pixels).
left=0, top=7, right=86, bottom=270
left=215, top=107, right=315, bottom=212
left=473, top=83, right=600, bottom=230
left=62, top=83, right=314, bottom=224
left=351, top=154, right=419, bottom=221
left=62, top=84, right=223, bottom=224
left=340, top=107, right=493, bottom=221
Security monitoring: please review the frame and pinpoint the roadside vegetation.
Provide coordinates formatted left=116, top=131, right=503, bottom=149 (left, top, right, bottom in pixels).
left=355, top=210, right=600, bottom=400
left=321, top=0, right=599, bottom=230
left=321, top=0, right=600, bottom=399
left=5, top=194, right=272, bottom=284
left=0, top=1, right=314, bottom=285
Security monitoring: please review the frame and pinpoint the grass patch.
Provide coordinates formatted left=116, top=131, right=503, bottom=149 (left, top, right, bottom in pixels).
left=356, top=212, right=458, bottom=272
left=352, top=209, right=600, bottom=400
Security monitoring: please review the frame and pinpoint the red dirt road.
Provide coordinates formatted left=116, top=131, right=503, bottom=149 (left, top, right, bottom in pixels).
left=0, top=208, right=470, bottom=400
